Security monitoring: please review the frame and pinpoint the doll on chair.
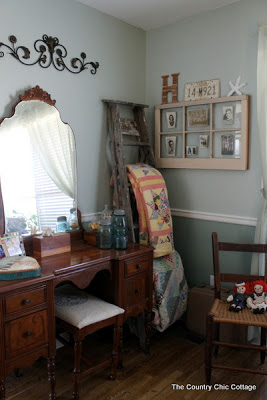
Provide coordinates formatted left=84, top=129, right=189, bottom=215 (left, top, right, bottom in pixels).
left=247, top=280, right=267, bottom=314
left=227, top=281, right=250, bottom=312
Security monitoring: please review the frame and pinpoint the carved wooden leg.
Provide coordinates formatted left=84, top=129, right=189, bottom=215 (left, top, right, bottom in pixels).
left=205, top=313, right=213, bottom=384
left=117, top=325, right=124, bottom=370
left=47, top=357, right=56, bottom=400
left=0, top=380, right=5, bottom=400
left=144, top=310, right=152, bottom=354
left=260, top=327, right=266, bottom=364
left=72, top=340, right=82, bottom=400
left=109, top=324, right=119, bottom=380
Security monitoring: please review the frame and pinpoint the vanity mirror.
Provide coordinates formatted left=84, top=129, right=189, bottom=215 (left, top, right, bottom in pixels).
left=0, top=86, right=79, bottom=242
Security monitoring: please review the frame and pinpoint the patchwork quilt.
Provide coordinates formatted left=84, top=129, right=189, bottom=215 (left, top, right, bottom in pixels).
left=126, top=163, right=174, bottom=258
left=152, top=250, right=188, bottom=332
left=126, top=163, right=188, bottom=332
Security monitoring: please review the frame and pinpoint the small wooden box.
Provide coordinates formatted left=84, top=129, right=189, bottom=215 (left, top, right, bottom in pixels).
left=83, top=231, right=97, bottom=246
left=33, top=233, right=70, bottom=258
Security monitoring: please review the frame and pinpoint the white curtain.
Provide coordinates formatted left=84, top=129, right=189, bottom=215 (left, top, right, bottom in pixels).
left=251, top=24, right=267, bottom=275
left=19, top=101, right=77, bottom=206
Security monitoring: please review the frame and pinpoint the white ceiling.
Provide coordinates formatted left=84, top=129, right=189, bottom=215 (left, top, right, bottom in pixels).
left=76, top=0, right=241, bottom=31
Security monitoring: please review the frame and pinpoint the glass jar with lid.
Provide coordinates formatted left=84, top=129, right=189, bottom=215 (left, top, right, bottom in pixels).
left=100, top=204, right=113, bottom=223
left=113, top=209, right=128, bottom=250
left=68, top=208, right=79, bottom=230
left=56, top=216, right=68, bottom=232
left=97, top=220, right=113, bottom=249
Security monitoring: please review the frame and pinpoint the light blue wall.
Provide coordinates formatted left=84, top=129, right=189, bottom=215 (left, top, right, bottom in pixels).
left=173, top=218, right=256, bottom=288
left=0, top=0, right=146, bottom=215
left=146, top=0, right=267, bottom=286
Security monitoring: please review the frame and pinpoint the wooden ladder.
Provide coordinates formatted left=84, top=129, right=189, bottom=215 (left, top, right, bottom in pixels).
left=102, top=99, right=155, bottom=243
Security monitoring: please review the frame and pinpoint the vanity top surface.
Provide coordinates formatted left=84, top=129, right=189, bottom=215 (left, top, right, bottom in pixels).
left=0, top=241, right=153, bottom=292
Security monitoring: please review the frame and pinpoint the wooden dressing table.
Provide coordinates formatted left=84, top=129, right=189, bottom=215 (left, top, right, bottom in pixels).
left=0, top=241, right=153, bottom=400
left=0, top=86, right=153, bottom=399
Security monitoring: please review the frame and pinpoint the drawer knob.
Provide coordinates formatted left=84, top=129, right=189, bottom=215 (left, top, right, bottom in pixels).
left=23, top=299, right=31, bottom=305
left=136, top=264, right=142, bottom=269
left=135, top=288, right=141, bottom=294
left=25, top=331, right=32, bottom=337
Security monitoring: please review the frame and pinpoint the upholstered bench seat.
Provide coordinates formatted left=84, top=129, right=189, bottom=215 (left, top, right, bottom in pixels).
left=54, top=283, right=125, bottom=399
left=55, top=283, right=124, bottom=328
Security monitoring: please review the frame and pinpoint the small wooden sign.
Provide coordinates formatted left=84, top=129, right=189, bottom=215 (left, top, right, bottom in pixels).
left=161, top=73, right=180, bottom=104
left=84, top=231, right=97, bottom=246
left=184, top=79, right=220, bottom=101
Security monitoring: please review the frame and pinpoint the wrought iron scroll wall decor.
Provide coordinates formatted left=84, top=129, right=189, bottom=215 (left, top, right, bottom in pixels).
left=0, top=35, right=99, bottom=75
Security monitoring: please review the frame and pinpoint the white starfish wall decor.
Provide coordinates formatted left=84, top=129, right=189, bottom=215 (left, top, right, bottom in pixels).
left=227, top=75, right=247, bottom=96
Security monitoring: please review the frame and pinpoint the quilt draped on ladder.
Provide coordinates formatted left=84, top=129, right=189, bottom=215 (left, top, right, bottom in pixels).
left=126, top=163, right=174, bottom=258
left=125, top=163, right=188, bottom=332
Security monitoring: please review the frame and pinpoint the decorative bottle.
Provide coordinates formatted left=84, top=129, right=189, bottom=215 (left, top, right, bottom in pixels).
left=113, top=209, right=128, bottom=250
left=100, top=204, right=113, bottom=223
left=97, top=220, right=113, bottom=249
left=56, top=216, right=68, bottom=232
left=68, top=208, right=79, bottom=230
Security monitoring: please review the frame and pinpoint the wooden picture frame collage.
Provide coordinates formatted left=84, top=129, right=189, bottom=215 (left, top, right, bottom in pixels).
left=155, top=95, right=249, bottom=170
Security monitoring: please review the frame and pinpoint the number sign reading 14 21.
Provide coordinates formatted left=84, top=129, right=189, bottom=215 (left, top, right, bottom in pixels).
left=184, top=79, right=220, bottom=101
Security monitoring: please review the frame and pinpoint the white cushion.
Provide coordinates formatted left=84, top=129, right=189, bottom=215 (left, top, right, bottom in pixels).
left=55, top=284, right=124, bottom=329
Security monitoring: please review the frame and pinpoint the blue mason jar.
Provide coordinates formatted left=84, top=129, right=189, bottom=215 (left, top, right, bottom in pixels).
left=56, top=216, right=68, bottom=232
left=113, top=209, right=128, bottom=250
left=97, top=220, right=113, bottom=249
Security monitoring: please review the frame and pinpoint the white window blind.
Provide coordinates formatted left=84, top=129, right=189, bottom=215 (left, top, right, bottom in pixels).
left=33, top=150, right=73, bottom=231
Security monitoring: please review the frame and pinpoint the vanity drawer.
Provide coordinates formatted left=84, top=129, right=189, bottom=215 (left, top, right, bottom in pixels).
left=124, top=273, right=148, bottom=307
left=4, top=286, right=47, bottom=316
left=4, top=310, right=48, bottom=359
left=124, top=256, right=149, bottom=277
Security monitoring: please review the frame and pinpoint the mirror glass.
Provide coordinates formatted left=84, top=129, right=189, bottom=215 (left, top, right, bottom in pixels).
left=0, top=94, right=77, bottom=234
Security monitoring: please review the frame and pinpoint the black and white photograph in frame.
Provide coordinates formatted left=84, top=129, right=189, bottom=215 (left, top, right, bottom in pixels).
left=200, top=134, right=208, bottom=148
left=166, top=111, right=176, bottom=128
left=187, top=108, right=208, bottom=128
left=221, top=134, right=234, bottom=155
left=165, top=136, right=176, bottom=156
left=186, top=145, right=197, bottom=156
left=222, top=105, right=234, bottom=124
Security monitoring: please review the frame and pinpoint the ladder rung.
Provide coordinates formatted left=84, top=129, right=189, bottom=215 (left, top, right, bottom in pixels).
left=122, top=131, right=140, bottom=137
left=102, top=99, right=149, bottom=108
left=123, top=142, right=151, bottom=147
left=120, top=118, right=140, bottom=137
left=109, top=140, right=147, bottom=147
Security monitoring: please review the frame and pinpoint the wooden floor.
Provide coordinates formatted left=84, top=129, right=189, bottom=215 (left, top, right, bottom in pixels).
left=5, top=321, right=267, bottom=400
